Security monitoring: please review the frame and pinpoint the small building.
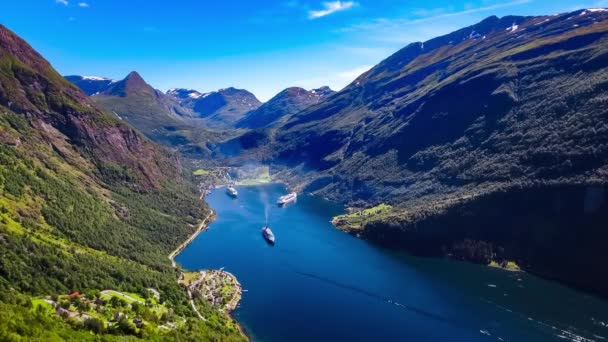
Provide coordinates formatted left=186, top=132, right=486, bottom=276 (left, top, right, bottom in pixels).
left=133, top=317, right=143, bottom=328
left=68, top=292, right=80, bottom=299
left=56, top=308, right=70, bottom=318
left=114, top=312, right=127, bottom=321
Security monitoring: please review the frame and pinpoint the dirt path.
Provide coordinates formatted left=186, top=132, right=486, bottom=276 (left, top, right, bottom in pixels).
left=100, top=290, right=144, bottom=304
left=187, top=289, right=206, bottom=321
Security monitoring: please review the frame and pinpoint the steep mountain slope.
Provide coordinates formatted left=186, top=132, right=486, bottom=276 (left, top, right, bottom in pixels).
left=64, top=75, right=115, bottom=95
left=167, top=87, right=261, bottom=128
left=94, top=71, right=191, bottom=131
left=0, top=25, right=244, bottom=340
left=78, top=72, right=225, bottom=158
left=237, top=86, right=334, bottom=128
left=270, top=10, right=608, bottom=295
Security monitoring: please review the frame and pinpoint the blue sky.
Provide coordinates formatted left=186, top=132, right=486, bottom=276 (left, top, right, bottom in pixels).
left=3, top=0, right=608, bottom=100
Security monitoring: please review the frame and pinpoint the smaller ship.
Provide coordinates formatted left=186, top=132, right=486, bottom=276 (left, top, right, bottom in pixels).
left=277, top=192, right=297, bottom=206
left=226, top=186, right=238, bottom=197
left=262, top=226, right=275, bottom=244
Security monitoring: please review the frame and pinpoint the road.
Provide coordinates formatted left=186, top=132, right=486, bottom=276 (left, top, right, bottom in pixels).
left=100, top=290, right=145, bottom=304
left=168, top=211, right=214, bottom=268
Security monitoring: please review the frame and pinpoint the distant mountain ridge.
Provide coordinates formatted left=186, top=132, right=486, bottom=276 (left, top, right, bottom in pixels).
left=66, top=75, right=262, bottom=129
left=166, top=86, right=262, bottom=128
left=237, top=86, right=334, bottom=129
left=64, top=75, right=115, bottom=95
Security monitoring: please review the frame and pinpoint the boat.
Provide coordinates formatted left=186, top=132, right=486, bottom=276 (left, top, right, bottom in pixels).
left=277, top=192, right=297, bottom=206
left=262, top=226, right=275, bottom=244
left=226, top=186, right=238, bottom=197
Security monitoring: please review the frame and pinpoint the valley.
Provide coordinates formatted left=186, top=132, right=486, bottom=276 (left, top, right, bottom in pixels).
left=65, top=8, right=608, bottom=300
left=2, top=3, right=608, bottom=341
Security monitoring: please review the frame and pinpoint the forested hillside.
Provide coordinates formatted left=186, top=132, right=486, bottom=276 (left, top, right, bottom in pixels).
left=266, top=11, right=608, bottom=295
left=0, top=24, right=245, bottom=340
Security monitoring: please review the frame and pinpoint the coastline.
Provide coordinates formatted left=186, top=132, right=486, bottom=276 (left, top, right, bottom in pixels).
left=169, top=200, right=249, bottom=340
left=169, top=210, right=215, bottom=268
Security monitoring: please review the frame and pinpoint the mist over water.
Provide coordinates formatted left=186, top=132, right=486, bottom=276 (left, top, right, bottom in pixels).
left=176, top=184, right=608, bottom=342
left=258, top=187, right=270, bottom=225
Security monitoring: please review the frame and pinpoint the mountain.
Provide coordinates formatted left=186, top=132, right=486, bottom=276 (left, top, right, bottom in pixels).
left=167, top=87, right=262, bottom=128
left=0, top=24, right=245, bottom=340
left=237, top=86, right=334, bottom=129
left=64, top=75, right=115, bottom=95
left=87, top=72, right=224, bottom=157
left=267, top=10, right=608, bottom=296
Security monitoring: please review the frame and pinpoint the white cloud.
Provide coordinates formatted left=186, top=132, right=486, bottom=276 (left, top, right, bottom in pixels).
left=294, top=65, right=372, bottom=92
left=78, top=2, right=89, bottom=7
left=56, top=0, right=68, bottom=5
left=340, top=0, right=533, bottom=32
left=337, top=0, right=532, bottom=44
left=337, top=65, right=372, bottom=79
left=309, top=1, right=355, bottom=19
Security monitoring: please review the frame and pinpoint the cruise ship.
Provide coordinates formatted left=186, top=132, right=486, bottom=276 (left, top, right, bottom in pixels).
left=226, top=186, right=238, bottom=197
left=277, top=192, right=297, bottom=206
left=262, top=226, right=275, bottom=244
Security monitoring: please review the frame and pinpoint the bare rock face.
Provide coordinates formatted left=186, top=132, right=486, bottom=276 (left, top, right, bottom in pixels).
left=0, top=24, right=180, bottom=189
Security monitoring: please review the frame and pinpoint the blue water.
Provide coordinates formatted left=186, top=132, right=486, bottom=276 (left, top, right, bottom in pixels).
left=176, top=184, right=608, bottom=342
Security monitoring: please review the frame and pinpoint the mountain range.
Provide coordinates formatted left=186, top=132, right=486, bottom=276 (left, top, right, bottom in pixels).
left=237, top=86, right=334, bottom=129
left=137, top=9, right=608, bottom=297
left=4, top=6, right=608, bottom=323
left=166, top=86, right=262, bottom=127
left=62, top=10, right=608, bottom=298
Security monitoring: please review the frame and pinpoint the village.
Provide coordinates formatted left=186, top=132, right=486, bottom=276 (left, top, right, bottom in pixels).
left=180, top=269, right=242, bottom=313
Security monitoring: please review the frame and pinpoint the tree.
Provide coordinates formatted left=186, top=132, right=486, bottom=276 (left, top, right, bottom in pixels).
left=131, top=302, right=141, bottom=314
left=83, top=318, right=105, bottom=334
left=109, top=296, right=121, bottom=308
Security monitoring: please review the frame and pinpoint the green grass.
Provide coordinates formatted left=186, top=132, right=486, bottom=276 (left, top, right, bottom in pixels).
left=489, top=260, right=522, bottom=272
left=332, top=203, right=394, bottom=231
left=193, top=169, right=213, bottom=176
left=236, top=167, right=271, bottom=185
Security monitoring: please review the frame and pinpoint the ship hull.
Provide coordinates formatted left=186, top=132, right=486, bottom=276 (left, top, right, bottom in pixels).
left=262, top=227, right=275, bottom=245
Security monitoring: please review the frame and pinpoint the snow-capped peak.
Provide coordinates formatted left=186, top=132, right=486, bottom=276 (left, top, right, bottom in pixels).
left=580, top=8, right=608, bottom=16
left=82, top=76, right=112, bottom=81
left=188, top=92, right=203, bottom=99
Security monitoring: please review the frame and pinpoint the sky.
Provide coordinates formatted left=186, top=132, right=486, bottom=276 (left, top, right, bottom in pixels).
left=3, top=0, right=608, bottom=101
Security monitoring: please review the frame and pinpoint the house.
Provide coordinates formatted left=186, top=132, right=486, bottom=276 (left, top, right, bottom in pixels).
left=68, top=292, right=80, bottom=299
left=56, top=308, right=70, bottom=318
left=114, top=312, right=127, bottom=321
left=133, top=317, right=143, bottom=328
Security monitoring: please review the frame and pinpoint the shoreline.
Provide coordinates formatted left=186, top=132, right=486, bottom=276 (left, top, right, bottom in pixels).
left=169, top=199, right=249, bottom=340
left=168, top=210, right=215, bottom=268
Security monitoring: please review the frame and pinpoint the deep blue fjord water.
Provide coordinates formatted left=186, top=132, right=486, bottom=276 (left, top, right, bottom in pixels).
left=176, top=184, right=608, bottom=342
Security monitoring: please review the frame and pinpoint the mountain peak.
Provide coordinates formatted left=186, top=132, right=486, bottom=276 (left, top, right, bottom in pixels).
left=64, top=75, right=116, bottom=96
left=236, top=85, right=333, bottom=129
left=100, top=71, right=154, bottom=97
left=167, top=88, right=204, bottom=100
left=311, top=86, right=334, bottom=96
left=124, top=71, right=148, bottom=87
left=126, top=70, right=143, bottom=81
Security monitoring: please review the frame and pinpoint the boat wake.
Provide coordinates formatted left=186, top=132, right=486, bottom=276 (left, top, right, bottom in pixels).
left=291, top=269, right=458, bottom=327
